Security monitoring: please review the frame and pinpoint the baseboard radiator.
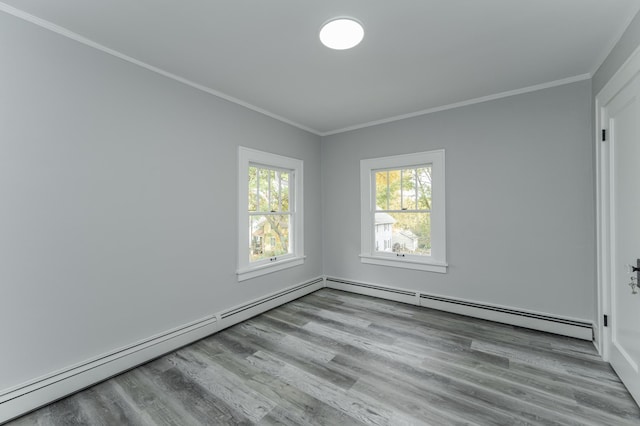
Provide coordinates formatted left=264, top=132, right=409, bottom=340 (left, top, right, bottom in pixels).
left=325, top=277, right=593, bottom=341
left=219, top=277, right=324, bottom=324
left=0, top=277, right=324, bottom=424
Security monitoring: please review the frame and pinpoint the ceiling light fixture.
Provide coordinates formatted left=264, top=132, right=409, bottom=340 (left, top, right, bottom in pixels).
left=319, top=18, right=364, bottom=50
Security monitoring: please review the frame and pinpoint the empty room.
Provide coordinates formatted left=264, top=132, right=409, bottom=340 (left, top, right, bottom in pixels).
left=2, top=1, right=640, bottom=424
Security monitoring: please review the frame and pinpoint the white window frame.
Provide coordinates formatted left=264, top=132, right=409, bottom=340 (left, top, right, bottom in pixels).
left=360, top=149, right=447, bottom=273
left=237, top=147, right=304, bottom=281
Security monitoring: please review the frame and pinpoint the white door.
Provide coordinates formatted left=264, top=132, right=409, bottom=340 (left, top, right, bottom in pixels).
left=603, top=70, right=640, bottom=404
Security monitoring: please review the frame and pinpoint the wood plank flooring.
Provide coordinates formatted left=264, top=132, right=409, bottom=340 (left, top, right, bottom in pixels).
left=7, top=289, right=640, bottom=425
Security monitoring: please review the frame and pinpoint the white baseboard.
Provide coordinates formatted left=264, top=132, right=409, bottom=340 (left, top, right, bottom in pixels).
left=325, top=277, right=593, bottom=341
left=0, top=277, right=324, bottom=424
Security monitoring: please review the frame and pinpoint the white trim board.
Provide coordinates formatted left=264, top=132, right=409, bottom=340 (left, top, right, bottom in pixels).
left=0, top=277, right=324, bottom=424
left=325, top=277, right=593, bottom=341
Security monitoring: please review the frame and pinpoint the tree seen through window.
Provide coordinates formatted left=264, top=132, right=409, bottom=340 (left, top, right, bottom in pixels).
left=248, top=165, right=291, bottom=262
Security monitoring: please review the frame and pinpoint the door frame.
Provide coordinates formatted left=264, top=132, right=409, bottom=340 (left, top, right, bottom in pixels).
left=595, top=44, right=640, bottom=359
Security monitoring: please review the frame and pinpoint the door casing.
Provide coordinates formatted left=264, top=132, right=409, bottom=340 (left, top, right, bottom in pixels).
left=595, top=45, right=640, bottom=361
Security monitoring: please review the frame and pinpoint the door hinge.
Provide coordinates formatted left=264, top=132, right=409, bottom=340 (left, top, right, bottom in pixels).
left=604, top=314, right=608, bottom=327
left=602, top=129, right=606, bottom=141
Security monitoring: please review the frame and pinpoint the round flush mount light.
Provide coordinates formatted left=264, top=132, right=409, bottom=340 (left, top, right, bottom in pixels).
left=319, top=18, right=364, bottom=50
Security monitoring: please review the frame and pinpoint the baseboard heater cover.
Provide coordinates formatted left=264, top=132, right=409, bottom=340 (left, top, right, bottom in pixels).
left=325, top=276, right=593, bottom=341
left=0, top=276, right=324, bottom=424
left=325, top=277, right=416, bottom=296
left=420, top=294, right=591, bottom=329
left=221, top=277, right=324, bottom=320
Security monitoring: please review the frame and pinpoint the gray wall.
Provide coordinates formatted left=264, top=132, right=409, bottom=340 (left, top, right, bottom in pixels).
left=593, top=12, right=640, bottom=96
left=0, top=13, right=322, bottom=391
left=322, top=80, right=595, bottom=321
left=2, top=4, right=611, bottom=395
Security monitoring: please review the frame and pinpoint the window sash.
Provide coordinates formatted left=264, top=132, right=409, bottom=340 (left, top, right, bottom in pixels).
left=249, top=163, right=292, bottom=214
left=373, top=166, right=432, bottom=213
left=248, top=212, right=294, bottom=264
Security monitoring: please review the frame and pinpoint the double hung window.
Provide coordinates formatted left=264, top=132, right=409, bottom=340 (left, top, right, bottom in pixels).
left=238, top=147, right=304, bottom=281
left=360, top=149, right=447, bottom=272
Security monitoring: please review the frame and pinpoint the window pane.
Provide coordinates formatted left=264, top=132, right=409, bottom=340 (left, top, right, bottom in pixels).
left=281, top=172, right=290, bottom=212
left=249, top=214, right=291, bottom=262
left=248, top=166, right=258, bottom=211
left=401, top=168, right=416, bottom=210
left=270, top=170, right=278, bottom=212
left=257, top=168, right=270, bottom=211
left=417, top=166, right=432, bottom=210
left=375, top=170, right=389, bottom=210
left=268, top=169, right=278, bottom=212
left=374, top=212, right=395, bottom=253
left=387, top=170, right=402, bottom=210
left=374, top=212, right=431, bottom=256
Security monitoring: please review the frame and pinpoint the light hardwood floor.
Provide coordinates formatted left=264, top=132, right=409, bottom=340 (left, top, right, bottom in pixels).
left=7, top=289, right=640, bottom=425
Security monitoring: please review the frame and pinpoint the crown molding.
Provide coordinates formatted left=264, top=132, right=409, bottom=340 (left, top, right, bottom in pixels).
left=320, top=73, right=592, bottom=136
left=590, top=5, right=640, bottom=78
left=1, top=3, right=596, bottom=138
left=0, top=3, right=323, bottom=136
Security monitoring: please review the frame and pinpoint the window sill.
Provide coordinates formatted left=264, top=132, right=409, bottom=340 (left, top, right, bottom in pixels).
left=359, top=254, right=448, bottom=273
left=237, top=256, right=306, bottom=281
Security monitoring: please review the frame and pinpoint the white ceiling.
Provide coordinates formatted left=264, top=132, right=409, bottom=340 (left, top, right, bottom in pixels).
left=2, top=1, right=639, bottom=135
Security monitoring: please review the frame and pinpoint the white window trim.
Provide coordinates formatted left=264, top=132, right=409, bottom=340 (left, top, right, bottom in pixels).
left=237, top=147, right=304, bottom=281
left=360, top=149, right=447, bottom=273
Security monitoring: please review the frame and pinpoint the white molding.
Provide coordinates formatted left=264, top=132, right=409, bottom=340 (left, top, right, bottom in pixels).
left=325, top=276, right=593, bottom=341
left=590, top=5, right=640, bottom=77
left=594, top=42, right=640, bottom=360
left=237, top=256, right=305, bottom=281
left=0, top=3, right=594, bottom=138
left=320, top=74, right=592, bottom=136
left=596, top=43, right=640, bottom=103
left=595, top=95, right=606, bottom=357
left=0, top=2, right=321, bottom=136
left=0, top=276, right=323, bottom=424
